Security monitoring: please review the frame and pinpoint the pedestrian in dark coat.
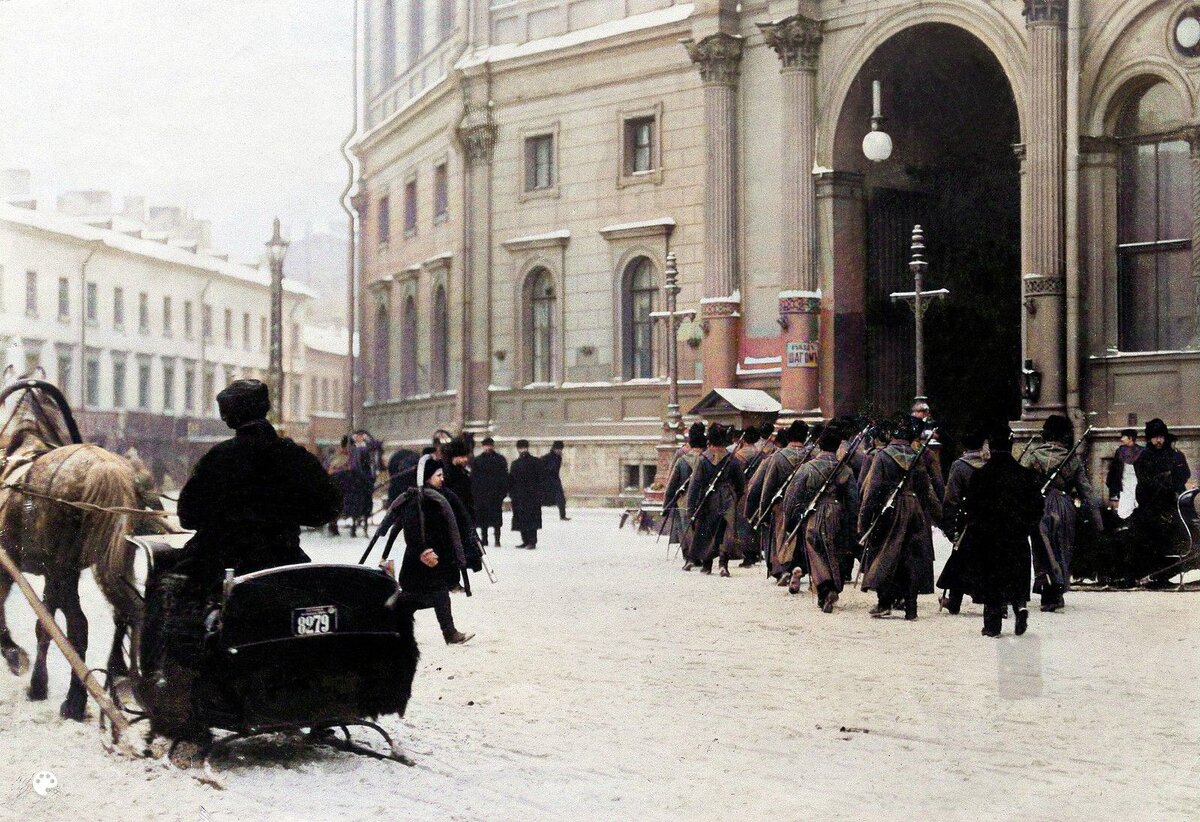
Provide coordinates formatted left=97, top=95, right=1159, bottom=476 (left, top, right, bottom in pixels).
left=785, top=426, right=860, bottom=611
left=471, top=437, right=509, bottom=546
left=858, top=415, right=942, bottom=620
left=684, top=424, right=746, bottom=576
left=664, top=423, right=706, bottom=566
left=390, top=456, right=473, bottom=644
left=935, top=428, right=988, bottom=613
left=962, top=422, right=1045, bottom=637
left=541, top=441, right=569, bottom=520
left=1127, top=419, right=1192, bottom=583
left=1020, top=414, right=1104, bottom=612
left=510, top=439, right=544, bottom=548
left=386, top=448, right=419, bottom=507
left=177, top=380, right=340, bottom=587
left=731, top=427, right=764, bottom=566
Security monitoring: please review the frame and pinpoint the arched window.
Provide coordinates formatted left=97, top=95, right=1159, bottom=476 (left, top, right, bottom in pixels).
left=401, top=295, right=418, bottom=396
left=1116, top=80, right=1194, bottom=351
left=623, top=257, right=657, bottom=379
left=373, top=302, right=390, bottom=401
left=431, top=285, right=448, bottom=392
left=527, top=268, right=555, bottom=383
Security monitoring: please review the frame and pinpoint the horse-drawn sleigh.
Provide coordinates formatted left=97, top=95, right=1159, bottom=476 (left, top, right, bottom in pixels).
left=0, top=376, right=420, bottom=767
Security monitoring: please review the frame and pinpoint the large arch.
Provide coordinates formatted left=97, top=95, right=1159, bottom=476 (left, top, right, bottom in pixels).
left=823, top=22, right=1024, bottom=429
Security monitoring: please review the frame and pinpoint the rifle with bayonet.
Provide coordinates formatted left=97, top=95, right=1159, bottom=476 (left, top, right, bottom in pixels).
left=681, top=432, right=746, bottom=541
left=783, top=426, right=870, bottom=545
left=748, top=432, right=818, bottom=531
left=854, top=435, right=935, bottom=584
left=1030, top=425, right=1094, bottom=586
left=656, top=474, right=692, bottom=542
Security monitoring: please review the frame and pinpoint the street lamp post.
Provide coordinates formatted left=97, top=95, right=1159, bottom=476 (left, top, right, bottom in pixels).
left=645, top=252, right=696, bottom=511
left=889, top=224, right=947, bottom=400
left=265, top=217, right=289, bottom=424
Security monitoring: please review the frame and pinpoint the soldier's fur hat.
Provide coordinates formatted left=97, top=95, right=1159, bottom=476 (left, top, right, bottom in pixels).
left=892, top=412, right=919, bottom=442
left=551, top=440, right=565, bottom=450
left=445, top=437, right=470, bottom=459
left=742, top=426, right=761, bottom=445
left=217, top=379, right=270, bottom=429
left=1145, top=418, right=1172, bottom=442
left=758, top=421, right=776, bottom=441
left=1042, top=414, right=1072, bottom=444
left=818, top=427, right=843, bottom=453
left=707, top=423, right=733, bottom=448
left=516, top=439, right=531, bottom=449
left=986, top=421, right=1014, bottom=448
left=784, top=419, right=809, bottom=444
left=688, top=422, right=708, bottom=449
left=481, top=436, right=495, bottom=446
left=961, top=429, right=986, bottom=450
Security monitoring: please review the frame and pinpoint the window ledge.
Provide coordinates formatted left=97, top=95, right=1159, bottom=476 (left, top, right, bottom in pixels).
left=519, top=185, right=560, bottom=203
left=617, top=168, right=663, bottom=188
left=433, top=211, right=449, bottom=225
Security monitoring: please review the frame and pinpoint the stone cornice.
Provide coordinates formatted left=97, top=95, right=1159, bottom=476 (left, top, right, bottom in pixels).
left=501, top=229, right=571, bottom=253
left=1024, top=0, right=1067, bottom=27
left=598, top=217, right=676, bottom=241
left=758, top=15, right=822, bottom=72
left=682, top=33, right=744, bottom=86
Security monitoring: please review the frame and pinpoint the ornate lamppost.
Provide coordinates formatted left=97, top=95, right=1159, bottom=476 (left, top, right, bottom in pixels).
left=889, top=224, right=947, bottom=400
left=265, top=217, right=289, bottom=424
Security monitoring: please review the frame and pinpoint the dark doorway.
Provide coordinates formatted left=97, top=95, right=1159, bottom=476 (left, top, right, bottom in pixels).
left=840, top=24, right=1022, bottom=436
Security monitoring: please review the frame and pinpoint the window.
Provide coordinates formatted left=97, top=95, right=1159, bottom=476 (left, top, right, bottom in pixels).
left=85, top=356, right=100, bottom=407
left=184, top=300, right=193, bottom=338
left=290, top=380, right=301, bottom=420
left=321, top=378, right=331, bottom=411
left=404, top=178, right=417, bottom=236
left=202, top=366, right=215, bottom=416
left=184, top=364, right=196, bottom=412
left=401, top=295, right=418, bottom=396
left=1116, top=80, right=1194, bottom=351
left=381, top=0, right=396, bottom=80
left=292, top=323, right=301, bottom=354
left=25, top=271, right=37, bottom=316
left=242, top=312, right=251, bottom=349
left=408, top=0, right=424, bottom=66
left=162, top=360, right=175, bottom=411
left=312, top=376, right=321, bottom=411
left=623, top=463, right=657, bottom=494
left=137, top=361, right=151, bottom=409
left=162, top=296, right=172, bottom=336
left=24, top=347, right=40, bottom=378
left=377, top=195, right=391, bottom=245
left=58, top=277, right=70, bottom=320
left=113, top=287, right=124, bottom=328
left=224, top=308, right=232, bottom=346
left=56, top=350, right=72, bottom=398
left=112, top=359, right=126, bottom=409
left=434, top=162, right=448, bottom=221
left=373, top=303, right=391, bottom=401
left=260, top=316, right=267, bottom=350
left=625, top=117, right=655, bottom=175
left=202, top=304, right=213, bottom=341
left=439, top=0, right=453, bottom=39
left=624, top=257, right=658, bottom=379
left=431, top=284, right=448, bottom=391
left=138, top=292, right=149, bottom=333
left=524, top=134, right=555, bottom=192
left=86, top=282, right=98, bottom=324
left=527, top=268, right=555, bottom=383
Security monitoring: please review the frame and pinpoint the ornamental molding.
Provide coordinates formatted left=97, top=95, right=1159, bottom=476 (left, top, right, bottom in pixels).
left=779, top=294, right=821, bottom=314
left=700, top=299, right=740, bottom=319
left=682, top=33, right=744, bottom=86
left=457, top=101, right=497, bottom=166
left=1024, top=0, right=1067, bottom=27
left=598, top=217, right=676, bottom=242
left=758, top=15, right=823, bottom=72
left=1023, top=274, right=1066, bottom=296
left=501, top=229, right=571, bottom=252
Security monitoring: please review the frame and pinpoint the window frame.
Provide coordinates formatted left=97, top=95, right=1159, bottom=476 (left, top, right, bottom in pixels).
left=85, top=282, right=98, bottom=325
left=520, top=122, right=560, bottom=201
left=525, top=267, right=557, bottom=384
left=377, top=194, right=391, bottom=247
left=431, top=283, right=449, bottom=391
left=57, top=277, right=70, bottom=321
left=400, top=293, right=419, bottom=396
left=403, top=174, right=418, bottom=237
left=138, top=292, right=150, bottom=334
left=433, top=159, right=449, bottom=223
left=617, top=103, right=663, bottom=187
left=622, top=256, right=659, bottom=380
left=25, top=270, right=37, bottom=317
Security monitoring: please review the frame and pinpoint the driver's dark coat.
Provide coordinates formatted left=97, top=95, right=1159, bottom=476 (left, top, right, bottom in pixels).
left=176, top=419, right=341, bottom=582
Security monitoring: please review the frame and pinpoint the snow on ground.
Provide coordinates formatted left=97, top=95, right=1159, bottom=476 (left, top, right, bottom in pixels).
left=1, top=509, right=1198, bottom=821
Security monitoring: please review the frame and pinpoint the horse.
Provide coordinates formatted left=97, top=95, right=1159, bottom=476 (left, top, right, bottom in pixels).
left=0, top=378, right=144, bottom=720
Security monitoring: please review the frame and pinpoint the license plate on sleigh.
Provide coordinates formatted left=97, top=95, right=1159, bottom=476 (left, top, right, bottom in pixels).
left=292, top=605, right=338, bottom=636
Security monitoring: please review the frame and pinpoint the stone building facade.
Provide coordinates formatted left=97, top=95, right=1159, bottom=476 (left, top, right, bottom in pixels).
left=354, top=0, right=1200, bottom=502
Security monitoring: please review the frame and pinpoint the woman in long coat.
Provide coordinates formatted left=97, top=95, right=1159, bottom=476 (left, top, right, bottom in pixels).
left=509, top=439, right=544, bottom=548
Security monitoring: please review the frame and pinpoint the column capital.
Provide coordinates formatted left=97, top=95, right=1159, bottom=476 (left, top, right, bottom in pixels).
left=457, top=102, right=497, bottom=166
left=758, top=15, right=822, bottom=72
left=1024, top=0, right=1067, bottom=27
left=683, top=33, right=744, bottom=86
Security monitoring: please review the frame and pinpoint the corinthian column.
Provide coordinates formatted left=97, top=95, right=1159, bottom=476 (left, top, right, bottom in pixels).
left=456, top=75, right=497, bottom=432
left=684, top=33, right=743, bottom=393
left=1023, top=0, right=1068, bottom=415
left=760, top=14, right=822, bottom=413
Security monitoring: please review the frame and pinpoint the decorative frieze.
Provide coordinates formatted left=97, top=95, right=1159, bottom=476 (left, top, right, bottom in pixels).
left=778, top=291, right=821, bottom=315
left=683, top=33, right=744, bottom=86
left=758, top=15, right=822, bottom=72
left=1023, top=273, right=1065, bottom=297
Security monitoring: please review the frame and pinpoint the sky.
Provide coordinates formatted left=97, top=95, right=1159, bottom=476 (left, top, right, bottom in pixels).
left=0, top=0, right=356, bottom=262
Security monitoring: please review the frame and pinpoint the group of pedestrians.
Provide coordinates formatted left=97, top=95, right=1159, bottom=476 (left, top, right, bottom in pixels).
left=662, top=402, right=1193, bottom=639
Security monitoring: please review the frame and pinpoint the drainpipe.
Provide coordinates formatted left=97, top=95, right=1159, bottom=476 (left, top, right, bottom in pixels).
left=78, top=240, right=102, bottom=418
left=340, top=0, right=360, bottom=436
left=1064, top=0, right=1084, bottom=433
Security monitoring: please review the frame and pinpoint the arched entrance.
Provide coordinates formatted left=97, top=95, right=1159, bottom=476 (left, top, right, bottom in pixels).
left=832, top=23, right=1022, bottom=430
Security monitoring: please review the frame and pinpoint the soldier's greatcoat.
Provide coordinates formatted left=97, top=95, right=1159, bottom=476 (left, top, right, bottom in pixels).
left=1020, top=442, right=1103, bottom=593
left=684, top=448, right=746, bottom=565
left=935, top=449, right=986, bottom=595
left=858, top=440, right=942, bottom=596
left=663, top=448, right=702, bottom=555
left=786, top=451, right=860, bottom=596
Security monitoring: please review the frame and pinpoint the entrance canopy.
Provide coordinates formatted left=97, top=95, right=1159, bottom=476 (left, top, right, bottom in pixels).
left=689, top=388, right=781, bottom=429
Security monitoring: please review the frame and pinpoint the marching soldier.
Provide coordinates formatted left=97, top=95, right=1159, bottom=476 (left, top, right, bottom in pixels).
left=684, top=423, right=745, bottom=577
left=732, top=427, right=765, bottom=566
left=858, top=414, right=942, bottom=620
left=936, top=428, right=988, bottom=614
left=784, top=424, right=860, bottom=612
left=745, top=420, right=810, bottom=583
left=1020, top=415, right=1103, bottom=612
left=665, top=422, right=707, bottom=569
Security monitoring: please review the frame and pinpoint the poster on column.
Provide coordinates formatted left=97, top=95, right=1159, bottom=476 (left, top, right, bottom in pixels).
left=786, top=341, right=818, bottom=368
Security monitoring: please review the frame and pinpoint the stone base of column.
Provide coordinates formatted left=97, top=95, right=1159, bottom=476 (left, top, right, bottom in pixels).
left=777, top=290, right=821, bottom=414
left=1022, top=273, right=1066, bottom=417
left=700, top=296, right=741, bottom=393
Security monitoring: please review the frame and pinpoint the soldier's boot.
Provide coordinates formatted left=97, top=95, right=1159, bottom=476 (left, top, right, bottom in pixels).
left=868, top=595, right=892, bottom=618
left=787, top=567, right=804, bottom=595
left=904, top=598, right=918, bottom=621
left=982, top=605, right=1003, bottom=637
left=444, top=631, right=474, bottom=645
left=1014, top=607, right=1029, bottom=636
left=822, top=591, right=839, bottom=614
left=938, top=590, right=963, bottom=615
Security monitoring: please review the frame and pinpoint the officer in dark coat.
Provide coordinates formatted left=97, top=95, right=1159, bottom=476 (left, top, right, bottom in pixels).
left=510, top=439, right=544, bottom=548
left=961, top=421, right=1045, bottom=637
left=541, top=440, right=569, bottom=520
left=471, top=437, right=509, bottom=546
left=176, top=380, right=340, bottom=586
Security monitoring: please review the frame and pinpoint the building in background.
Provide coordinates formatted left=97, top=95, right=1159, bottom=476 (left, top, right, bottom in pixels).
left=354, top=0, right=1200, bottom=503
left=0, top=180, right=348, bottom=485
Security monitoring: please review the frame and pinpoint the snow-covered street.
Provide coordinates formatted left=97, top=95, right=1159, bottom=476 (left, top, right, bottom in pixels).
left=1, top=509, right=1197, bottom=821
